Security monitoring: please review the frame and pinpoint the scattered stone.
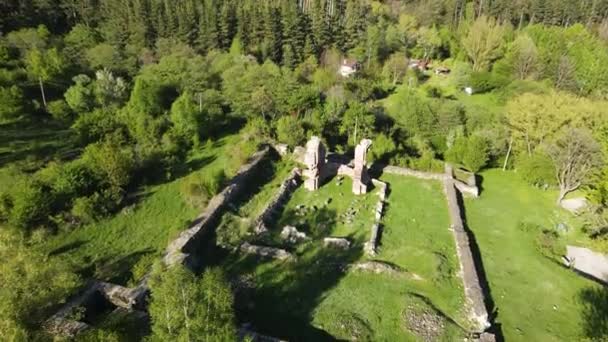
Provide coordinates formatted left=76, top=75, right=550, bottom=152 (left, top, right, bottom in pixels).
left=323, top=237, right=351, bottom=249
left=352, top=261, right=402, bottom=275
left=556, top=222, right=569, bottom=234
left=240, top=243, right=293, bottom=261
left=561, top=197, right=588, bottom=214
left=280, top=225, right=307, bottom=244
left=403, top=304, right=446, bottom=342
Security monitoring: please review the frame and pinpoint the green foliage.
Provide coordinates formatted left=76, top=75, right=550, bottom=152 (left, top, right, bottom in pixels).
left=446, top=136, right=489, bottom=172
left=0, top=86, right=23, bottom=120
left=275, top=115, right=306, bottom=147
left=461, top=16, right=507, bottom=71
left=8, top=180, right=52, bottom=230
left=65, top=74, right=94, bottom=114
left=148, top=264, right=236, bottom=341
left=0, top=231, right=79, bottom=340
left=517, top=152, right=556, bottom=188
left=468, top=71, right=509, bottom=93
left=339, top=102, right=376, bottom=147
left=81, top=136, right=136, bottom=193
left=180, top=169, right=226, bottom=208
left=47, top=99, right=73, bottom=121
left=369, top=133, right=396, bottom=163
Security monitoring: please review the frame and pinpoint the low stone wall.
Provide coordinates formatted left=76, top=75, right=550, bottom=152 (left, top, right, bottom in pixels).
left=254, top=168, right=301, bottom=233
left=240, top=242, right=294, bottom=261
left=381, top=165, right=447, bottom=181
left=443, top=175, right=490, bottom=332
left=365, top=179, right=387, bottom=256
left=164, top=147, right=271, bottom=267
left=44, top=280, right=148, bottom=337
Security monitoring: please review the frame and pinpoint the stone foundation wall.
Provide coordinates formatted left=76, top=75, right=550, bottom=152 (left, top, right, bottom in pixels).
left=443, top=175, right=490, bottom=332
left=163, top=147, right=271, bottom=267
left=254, top=168, right=301, bottom=233
left=381, top=165, right=447, bottom=181
left=365, top=179, right=387, bottom=256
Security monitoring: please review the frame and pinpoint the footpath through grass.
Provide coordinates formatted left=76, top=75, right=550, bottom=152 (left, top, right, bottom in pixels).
left=464, top=169, right=604, bottom=341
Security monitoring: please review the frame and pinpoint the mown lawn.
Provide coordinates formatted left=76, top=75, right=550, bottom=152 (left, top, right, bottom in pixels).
left=464, top=169, right=604, bottom=341
left=214, top=174, right=466, bottom=341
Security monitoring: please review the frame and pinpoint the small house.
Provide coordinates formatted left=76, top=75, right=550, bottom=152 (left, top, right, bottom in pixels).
left=409, top=59, right=430, bottom=71
left=340, top=58, right=359, bottom=77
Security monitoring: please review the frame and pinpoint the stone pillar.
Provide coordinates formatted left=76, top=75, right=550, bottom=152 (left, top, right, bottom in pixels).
left=352, top=139, right=372, bottom=195
left=303, top=136, right=326, bottom=191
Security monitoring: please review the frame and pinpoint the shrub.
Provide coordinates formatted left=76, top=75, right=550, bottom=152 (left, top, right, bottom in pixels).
left=71, top=193, right=104, bottom=224
left=9, top=180, right=53, bottom=230
left=517, top=152, right=556, bottom=188
left=535, top=229, right=564, bottom=261
left=462, top=136, right=489, bottom=172
left=181, top=169, right=226, bottom=207
left=47, top=99, right=73, bottom=121
left=369, top=133, right=396, bottom=163
left=276, top=115, right=306, bottom=147
left=469, top=71, right=509, bottom=93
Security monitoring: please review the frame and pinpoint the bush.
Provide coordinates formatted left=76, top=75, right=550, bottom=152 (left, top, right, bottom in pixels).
left=71, top=193, right=105, bottom=224
left=181, top=169, right=226, bottom=207
left=47, top=99, right=73, bottom=121
left=369, top=133, right=396, bottom=163
left=446, top=135, right=489, bottom=172
left=535, top=229, right=564, bottom=260
left=9, top=180, right=53, bottom=230
left=469, top=71, right=509, bottom=93
left=276, top=115, right=306, bottom=147
left=517, top=152, right=556, bottom=188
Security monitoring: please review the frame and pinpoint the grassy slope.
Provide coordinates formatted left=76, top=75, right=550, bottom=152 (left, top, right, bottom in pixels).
left=464, top=169, right=602, bottom=341
left=44, top=134, right=243, bottom=285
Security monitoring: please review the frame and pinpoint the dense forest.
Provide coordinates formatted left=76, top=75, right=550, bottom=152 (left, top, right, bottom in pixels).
left=1, top=0, right=608, bottom=340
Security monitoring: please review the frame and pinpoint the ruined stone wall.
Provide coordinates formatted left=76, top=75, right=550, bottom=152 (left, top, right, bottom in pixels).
left=164, top=147, right=271, bottom=267
left=381, top=165, right=447, bottom=181
left=254, top=168, right=302, bottom=233
left=443, top=176, right=490, bottom=332
left=365, top=179, right=387, bottom=256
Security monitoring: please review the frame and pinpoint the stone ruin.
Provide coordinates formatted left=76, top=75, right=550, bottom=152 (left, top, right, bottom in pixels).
left=352, top=139, right=373, bottom=195
left=303, top=136, right=326, bottom=191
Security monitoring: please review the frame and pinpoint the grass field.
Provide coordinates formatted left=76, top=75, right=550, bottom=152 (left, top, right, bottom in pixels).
left=211, top=173, right=467, bottom=341
left=464, top=169, right=604, bottom=341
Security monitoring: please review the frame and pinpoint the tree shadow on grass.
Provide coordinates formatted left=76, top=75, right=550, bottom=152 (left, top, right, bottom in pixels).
left=579, top=286, right=608, bottom=340
left=202, top=207, right=363, bottom=341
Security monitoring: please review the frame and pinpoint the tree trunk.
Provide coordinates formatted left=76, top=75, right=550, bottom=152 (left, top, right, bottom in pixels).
left=503, top=137, right=513, bottom=171
left=39, top=77, right=47, bottom=107
left=557, top=187, right=568, bottom=205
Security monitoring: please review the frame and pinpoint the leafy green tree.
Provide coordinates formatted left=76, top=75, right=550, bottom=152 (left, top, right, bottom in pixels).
left=416, top=26, right=442, bottom=59
left=462, top=135, right=490, bottom=172
left=65, top=74, right=94, bottom=114
left=25, top=47, right=64, bottom=107
left=462, top=16, right=506, bottom=71
left=382, top=53, right=408, bottom=85
left=340, top=102, right=375, bottom=146
left=507, top=33, right=539, bottom=79
left=148, top=264, right=236, bottom=341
